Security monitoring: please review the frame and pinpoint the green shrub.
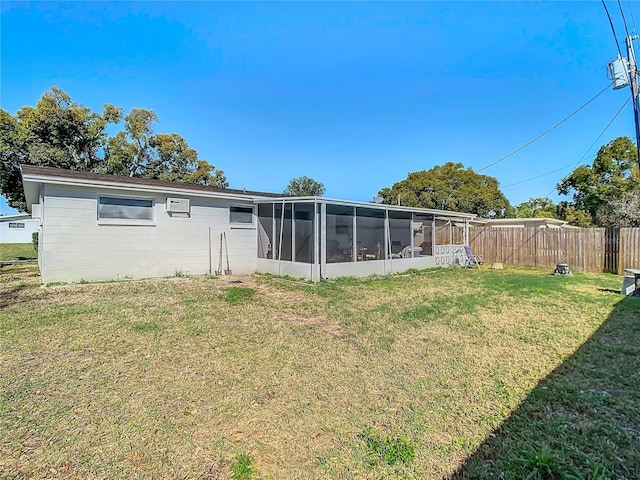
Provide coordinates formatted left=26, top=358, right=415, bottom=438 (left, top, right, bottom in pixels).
left=32, top=232, right=39, bottom=252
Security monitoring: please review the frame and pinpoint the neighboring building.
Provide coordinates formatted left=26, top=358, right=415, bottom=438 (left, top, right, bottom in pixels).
left=21, top=165, right=475, bottom=284
left=0, top=213, right=39, bottom=243
left=471, top=217, right=571, bottom=228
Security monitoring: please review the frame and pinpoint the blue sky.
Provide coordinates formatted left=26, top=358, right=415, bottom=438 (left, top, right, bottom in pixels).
left=1, top=1, right=638, bottom=215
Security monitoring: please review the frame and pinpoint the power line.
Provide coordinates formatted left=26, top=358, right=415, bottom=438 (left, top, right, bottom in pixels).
left=542, top=94, right=632, bottom=198
left=475, top=83, right=613, bottom=173
left=503, top=95, right=630, bottom=190
left=603, top=0, right=624, bottom=58
left=627, top=0, right=637, bottom=35
left=502, top=164, right=580, bottom=189
left=618, top=0, right=631, bottom=38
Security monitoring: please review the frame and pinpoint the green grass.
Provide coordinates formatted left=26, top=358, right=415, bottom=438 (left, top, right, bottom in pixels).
left=1, top=263, right=638, bottom=479
left=0, top=243, right=37, bottom=261
left=232, top=452, right=255, bottom=480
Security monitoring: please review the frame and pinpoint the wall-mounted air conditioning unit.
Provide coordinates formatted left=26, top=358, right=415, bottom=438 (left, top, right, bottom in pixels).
left=166, top=197, right=190, bottom=214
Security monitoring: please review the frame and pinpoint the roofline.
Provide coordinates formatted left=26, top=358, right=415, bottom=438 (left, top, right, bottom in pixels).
left=253, top=196, right=476, bottom=219
left=20, top=165, right=279, bottom=207
left=0, top=213, right=32, bottom=221
left=485, top=217, right=568, bottom=225
left=19, top=165, right=476, bottom=220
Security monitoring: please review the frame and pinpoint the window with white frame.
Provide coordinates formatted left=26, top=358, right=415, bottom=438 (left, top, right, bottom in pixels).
left=8, top=222, right=26, bottom=229
left=98, top=197, right=153, bottom=221
left=230, top=205, right=254, bottom=225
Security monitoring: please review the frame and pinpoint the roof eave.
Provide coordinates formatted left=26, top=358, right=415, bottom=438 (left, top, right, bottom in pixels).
left=20, top=170, right=272, bottom=202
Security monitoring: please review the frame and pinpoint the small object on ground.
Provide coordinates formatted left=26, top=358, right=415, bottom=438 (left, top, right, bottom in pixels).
left=223, top=232, right=232, bottom=275
left=554, top=262, right=572, bottom=276
left=622, top=268, right=640, bottom=296
left=227, top=279, right=243, bottom=284
left=492, top=263, right=503, bottom=270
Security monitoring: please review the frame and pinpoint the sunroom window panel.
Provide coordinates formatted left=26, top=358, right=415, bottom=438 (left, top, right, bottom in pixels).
left=355, top=207, right=385, bottom=261
left=326, top=204, right=353, bottom=263
left=294, top=203, right=314, bottom=263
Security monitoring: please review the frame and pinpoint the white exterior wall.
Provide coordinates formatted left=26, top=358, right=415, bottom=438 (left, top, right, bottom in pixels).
left=39, top=185, right=257, bottom=284
left=0, top=216, right=39, bottom=243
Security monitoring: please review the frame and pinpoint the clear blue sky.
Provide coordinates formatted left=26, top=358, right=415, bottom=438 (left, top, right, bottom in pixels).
left=1, top=1, right=637, bottom=215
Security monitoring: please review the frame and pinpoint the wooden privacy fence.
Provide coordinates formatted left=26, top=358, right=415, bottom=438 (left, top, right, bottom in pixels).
left=438, top=226, right=640, bottom=274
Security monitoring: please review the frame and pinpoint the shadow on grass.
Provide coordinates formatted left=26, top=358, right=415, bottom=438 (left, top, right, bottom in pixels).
left=449, top=295, right=640, bottom=480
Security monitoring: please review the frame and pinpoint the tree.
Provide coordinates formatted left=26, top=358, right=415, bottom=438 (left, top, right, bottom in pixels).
left=377, top=162, right=511, bottom=218
left=513, top=197, right=557, bottom=218
left=1, top=88, right=120, bottom=211
left=283, top=176, right=325, bottom=196
left=1, top=87, right=228, bottom=211
left=556, top=201, right=593, bottom=227
left=557, top=136, right=639, bottom=225
left=595, top=191, right=640, bottom=227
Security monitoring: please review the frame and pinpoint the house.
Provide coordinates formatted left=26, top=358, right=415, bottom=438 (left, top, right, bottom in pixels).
left=0, top=213, right=40, bottom=244
left=20, top=165, right=475, bottom=284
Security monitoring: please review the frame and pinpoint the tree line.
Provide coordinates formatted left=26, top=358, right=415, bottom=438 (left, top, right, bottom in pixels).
left=2, top=88, right=638, bottom=227
left=377, top=136, right=639, bottom=227
left=0, top=87, right=228, bottom=212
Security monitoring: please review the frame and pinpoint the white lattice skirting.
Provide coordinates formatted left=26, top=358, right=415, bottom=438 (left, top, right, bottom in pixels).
left=434, top=244, right=466, bottom=267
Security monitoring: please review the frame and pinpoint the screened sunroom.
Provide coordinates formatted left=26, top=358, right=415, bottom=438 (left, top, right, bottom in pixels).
left=254, top=197, right=475, bottom=281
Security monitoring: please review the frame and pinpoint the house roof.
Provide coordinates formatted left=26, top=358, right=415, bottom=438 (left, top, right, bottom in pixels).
left=19, top=165, right=476, bottom=221
left=255, top=195, right=476, bottom=219
left=20, top=165, right=281, bottom=208
left=0, top=213, right=32, bottom=222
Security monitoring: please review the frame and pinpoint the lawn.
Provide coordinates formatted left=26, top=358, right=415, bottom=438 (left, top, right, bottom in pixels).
left=0, top=243, right=37, bottom=261
left=1, top=264, right=638, bottom=479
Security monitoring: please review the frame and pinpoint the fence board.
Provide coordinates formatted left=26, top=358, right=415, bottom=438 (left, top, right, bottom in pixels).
left=439, top=225, right=639, bottom=274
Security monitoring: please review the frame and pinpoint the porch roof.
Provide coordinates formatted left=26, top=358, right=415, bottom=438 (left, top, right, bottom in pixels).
left=253, top=196, right=476, bottom=221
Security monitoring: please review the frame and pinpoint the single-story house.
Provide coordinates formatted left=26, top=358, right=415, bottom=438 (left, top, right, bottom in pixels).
left=0, top=213, right=40, bottom=243
left=20, top=165, right=475, bottom=283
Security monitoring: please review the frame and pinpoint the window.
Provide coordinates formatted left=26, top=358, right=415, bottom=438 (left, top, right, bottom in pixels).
left=8, top=222, right=26, bottom=229
left=98, top=197, right=153, bottom=221
left=230, top=205, right=254, bottom=224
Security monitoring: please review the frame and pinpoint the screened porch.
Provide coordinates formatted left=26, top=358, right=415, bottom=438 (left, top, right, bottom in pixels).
left=255, top=198, right=474, bottom=281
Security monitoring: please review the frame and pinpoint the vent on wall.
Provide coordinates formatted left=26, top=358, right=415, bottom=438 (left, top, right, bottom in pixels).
left=166, top=198, right=190, bottom=214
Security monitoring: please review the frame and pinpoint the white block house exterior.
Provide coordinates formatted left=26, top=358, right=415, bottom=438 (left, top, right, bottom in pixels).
left=21, top=166, right=474, bottom=284
left=0, top=213, right=39, bottom=243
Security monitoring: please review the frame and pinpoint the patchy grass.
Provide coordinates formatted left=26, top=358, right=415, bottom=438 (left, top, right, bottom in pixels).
left=0, top=243, right=37, bottom=261
left=0, top=264, right=638, bottom=479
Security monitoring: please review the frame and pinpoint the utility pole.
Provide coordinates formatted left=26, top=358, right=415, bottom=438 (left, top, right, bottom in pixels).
left=609, top=35, right=640, bottom=171
left=625, top=35, right=640, bottom=172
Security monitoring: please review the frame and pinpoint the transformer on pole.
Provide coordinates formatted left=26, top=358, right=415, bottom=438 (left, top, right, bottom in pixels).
left=610, top=35, right=640, bottom=171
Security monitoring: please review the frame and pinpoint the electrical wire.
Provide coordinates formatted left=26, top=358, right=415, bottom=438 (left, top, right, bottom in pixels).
left=475, top=82, right=613, bottom=173
left=618, top=0, right=631, bottom=38
left=603, top=0, right=624, bottom=58
left=627, top=0, right=637, bottom=35
left=503, top=95, right=631, bottom=189
left=542, top=94, right=632, bottom=198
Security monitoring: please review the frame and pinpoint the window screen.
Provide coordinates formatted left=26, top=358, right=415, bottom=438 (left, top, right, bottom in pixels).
left=8, top=222, right=26, bottom=229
